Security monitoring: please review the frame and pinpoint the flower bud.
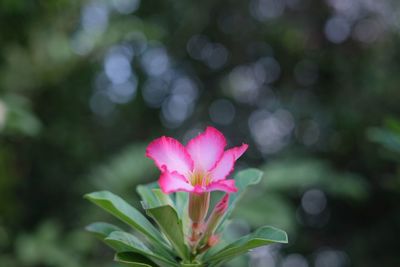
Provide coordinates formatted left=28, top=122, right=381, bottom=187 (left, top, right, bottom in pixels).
left=207, top=235, right=220, bottom=247
left=202, top=194, right=229, bottom=243
left=189, top=192, right=210, bottom=223
left=214, top=193, right=229, bottom=214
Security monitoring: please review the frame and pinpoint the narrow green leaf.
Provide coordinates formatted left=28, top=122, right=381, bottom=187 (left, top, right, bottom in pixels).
left=180, top=261, right=203, bottom=267
left=115, top=252, right=156, bottom=267
left=175, top=192, right=190, bottom=235
left=205, top=226, right=288, bottom=264
left=85, top=222, right=122, bottom=239
left=146, top=205, right=188, bottom=261
left=217, top=168, right=263, bottom=230
left=175, top=192, right=188, bottom=218
left=152, top=189, right=174, bottom=207
left=105, top=231, right=178, bottom=267
left=84, top=191, right=171, bottom=256
left=137, top=183, right=159, bottom=208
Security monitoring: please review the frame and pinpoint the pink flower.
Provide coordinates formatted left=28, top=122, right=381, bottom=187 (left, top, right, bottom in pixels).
left=146, top=126, right=248, bottom=194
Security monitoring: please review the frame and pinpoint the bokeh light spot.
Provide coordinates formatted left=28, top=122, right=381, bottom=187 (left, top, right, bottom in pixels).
left=301, top=189, right=327, bottom=215
left=282, top=254, right=309, bottom=267
left=141, top=46, right=170, bottom=76
left=111, top=0, right=140, bottom=14
left=324, top=16, right=351, bottom=44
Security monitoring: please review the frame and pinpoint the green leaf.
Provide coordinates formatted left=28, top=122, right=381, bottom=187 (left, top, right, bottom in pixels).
left=2, top=94, right=42, bottom=137
left=137, top=183, right=159, bottom=208
left=105, top=231, right=178, bottom=267
left=216, top=168, right=263, bottom=231
left=205, top=226, right=288, bottom=264
left=175, top=192, right=190, bottom=235
left=84, top=191, right=171, bottom=255
left=180, top=261, right=203, bottom=267
left=146, top=205, right=188, bottom=261
left=85, top=222, right=122, bottom=239
left=115, top=252, right=156, bottom=267
left=152, top=189, right=174, bottom=207
left=137, top=184, right=175, bottom=209
left=175, top=192, right=188, bottom=218
left=368, top=127, right=400, bottom=154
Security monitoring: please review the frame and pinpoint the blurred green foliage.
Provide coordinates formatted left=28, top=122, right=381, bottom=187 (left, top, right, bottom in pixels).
left=0, top=0, right=400, bottom=266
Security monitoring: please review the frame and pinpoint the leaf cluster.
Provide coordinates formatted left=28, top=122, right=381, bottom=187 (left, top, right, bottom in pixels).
left=85, top=169, right=288, bottom=266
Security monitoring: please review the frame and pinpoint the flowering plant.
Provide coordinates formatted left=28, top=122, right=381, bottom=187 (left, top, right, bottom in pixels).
left=85, top=127, right=287, bottom=266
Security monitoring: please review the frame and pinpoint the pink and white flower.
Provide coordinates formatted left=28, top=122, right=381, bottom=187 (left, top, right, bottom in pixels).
left=146, top=126, right=248, bottom=194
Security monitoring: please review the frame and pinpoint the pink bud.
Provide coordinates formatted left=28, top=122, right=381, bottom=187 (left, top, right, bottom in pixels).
left=200, top=194, right=230, bottom=246
left=215, top=194, right=229, bottom=214
left=207, top=235, right=220, bottom=247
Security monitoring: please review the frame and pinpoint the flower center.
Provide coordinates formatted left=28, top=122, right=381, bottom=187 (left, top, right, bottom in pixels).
left=190, top=170, right=212, bottom=187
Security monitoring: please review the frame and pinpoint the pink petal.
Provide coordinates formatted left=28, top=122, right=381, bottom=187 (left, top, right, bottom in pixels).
left=206, top=179, right=238, bottom=193
left=146, top=136, right=193, bottom=175
left=186, top=127, right=227, bottom=172
left=210, top=143, right=248, bottom=181
left=209, top=152, right=235, bottom=182
left=192, top=185, right=207, bottom=194
left=229, top=143, right=248, bottom=160
left=159, top=168, right=194, bottom=194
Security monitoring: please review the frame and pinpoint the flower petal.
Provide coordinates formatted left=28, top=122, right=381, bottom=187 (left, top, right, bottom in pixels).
left=159, top=169, right=194, bottom=194
left=210, top=144, right=248, bottom=181
left=186, top=127, right=227, bottom=171
left=229, top=143, right=248, bottom=160
left=206, top=179, right=238, bottom=193
left=146, top=136, right=193, bottom=175
left=209, top=152, right=235, bottom=182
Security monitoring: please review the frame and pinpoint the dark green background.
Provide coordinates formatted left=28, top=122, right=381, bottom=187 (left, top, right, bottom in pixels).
left=0, top=0, right=399, bottom=266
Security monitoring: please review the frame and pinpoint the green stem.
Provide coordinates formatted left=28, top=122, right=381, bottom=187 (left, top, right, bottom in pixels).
left=180, top=261, right=204, bottom=267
